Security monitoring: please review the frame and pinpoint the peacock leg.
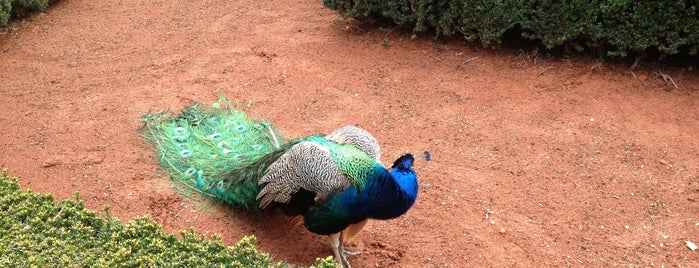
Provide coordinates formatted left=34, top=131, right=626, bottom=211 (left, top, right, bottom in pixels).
left=329, top=232, right=352, bottom=268
left=338, top=232, right=352, bottom=267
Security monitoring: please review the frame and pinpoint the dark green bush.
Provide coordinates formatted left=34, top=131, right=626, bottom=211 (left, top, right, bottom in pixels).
left=0, top=0, right=11, bottom=25
left=0, top=0, right=53, bottom=26
left=599, top=1, right=699, bottom=56
left=323, top=0, right=699, bottom=57
left=0, top=171, right=339, bottom=267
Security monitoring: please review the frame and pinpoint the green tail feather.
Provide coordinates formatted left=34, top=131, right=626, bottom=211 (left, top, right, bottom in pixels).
left=141, top=97, right=284, bottom=210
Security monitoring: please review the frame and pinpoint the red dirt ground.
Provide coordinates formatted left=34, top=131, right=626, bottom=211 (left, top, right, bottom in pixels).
left=1, top=1, right=698, bottom=267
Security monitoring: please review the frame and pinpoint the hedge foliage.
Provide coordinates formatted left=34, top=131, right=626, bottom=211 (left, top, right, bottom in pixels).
left=323, top=0, right=699, bottom=57
left=0, top=171, right=338, bottom=267
left=0, top=0, right=53, bottom=26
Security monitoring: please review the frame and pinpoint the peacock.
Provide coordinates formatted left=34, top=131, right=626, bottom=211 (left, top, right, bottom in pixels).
left=140, top=97, right=421, bottom=267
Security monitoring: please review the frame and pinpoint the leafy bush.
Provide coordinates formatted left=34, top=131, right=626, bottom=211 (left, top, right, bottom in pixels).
left=323, top=0, right=699, bottom=58
left=0, top=171, right=338, bottom=267
left=598, top=1, right=699, bottom=56
left=0, top=0, right=54, bottom=26
left=0, top=0, right=11, bottom=25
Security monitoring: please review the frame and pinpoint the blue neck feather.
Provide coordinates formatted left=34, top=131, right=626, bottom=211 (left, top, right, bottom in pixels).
left=352, top=154, right=418, bottom=218
left=303, top=154, right=418, bottom=235
left=369, top=154, right=418, bottom=219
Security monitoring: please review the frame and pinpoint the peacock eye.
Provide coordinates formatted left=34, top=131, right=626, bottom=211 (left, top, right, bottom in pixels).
left=236, top=125, right=246, bottom=131
left=174, top=127, right=186, bottom=134
left=209, top=133, right=222, bottom=140
left=185, top=168, right=196, bottom=175
left=180, top=150, right=192, bottom=157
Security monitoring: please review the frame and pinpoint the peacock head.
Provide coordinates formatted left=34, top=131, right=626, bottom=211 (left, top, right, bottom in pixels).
left=391, top=153, right=415, bottom=171
left=390, top=153, right=419, bottom=204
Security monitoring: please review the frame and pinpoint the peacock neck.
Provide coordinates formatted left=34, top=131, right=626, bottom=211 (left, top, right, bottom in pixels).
left=302, top=163, right=418, bottom=235
left=360, top=165, right=418, bottom=220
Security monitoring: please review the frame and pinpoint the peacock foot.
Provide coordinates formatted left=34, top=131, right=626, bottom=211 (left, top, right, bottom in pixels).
left=335, top=253, right=351, bottom=268
left=330, top=232, right=359, bottom=268
left=335, top=249, right=361, bottom=268
left=343, top=250, right=361, bottom=256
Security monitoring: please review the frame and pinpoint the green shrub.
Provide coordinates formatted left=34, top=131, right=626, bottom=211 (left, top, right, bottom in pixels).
left=599, top=1, right=699, bottom=56
left=0, top=0, right=11, bottom=25
left=0, top=171, right=339, bottom=267
left=323, top=0, right=699, bottom=58
left=0, top=0, right=54, bottom=26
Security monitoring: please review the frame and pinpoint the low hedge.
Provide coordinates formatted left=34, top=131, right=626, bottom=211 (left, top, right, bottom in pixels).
left=0, top=171, right=338, bottom=267
left=323, top=0, right=699, bottom=58
left=0, top=0, right=54, bottom=26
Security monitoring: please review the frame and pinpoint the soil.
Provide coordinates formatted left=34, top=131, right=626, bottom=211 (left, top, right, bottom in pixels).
left=1, top=0, right=698, bottom=267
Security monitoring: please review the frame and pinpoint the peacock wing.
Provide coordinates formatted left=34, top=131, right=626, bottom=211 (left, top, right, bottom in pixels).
left=256, top=140, right=353, bottom=208
left=256, top=125, right=382, bottom=210
left=325, top=125, right=381, bottom=163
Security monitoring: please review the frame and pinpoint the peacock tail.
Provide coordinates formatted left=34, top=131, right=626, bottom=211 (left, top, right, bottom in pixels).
left=140, top=97, right=284, bottom=210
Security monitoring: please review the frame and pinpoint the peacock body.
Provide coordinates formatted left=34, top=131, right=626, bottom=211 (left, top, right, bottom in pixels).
left=141, top=97, right=419, bottom=267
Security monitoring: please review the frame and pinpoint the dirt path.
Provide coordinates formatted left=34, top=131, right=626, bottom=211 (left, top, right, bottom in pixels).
left=1, top=0, right=698, bottom=266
